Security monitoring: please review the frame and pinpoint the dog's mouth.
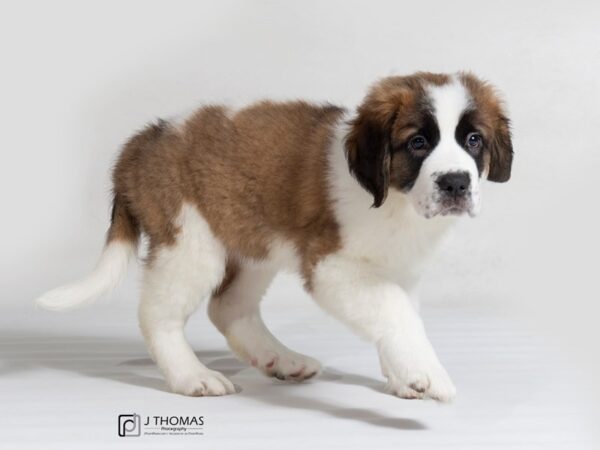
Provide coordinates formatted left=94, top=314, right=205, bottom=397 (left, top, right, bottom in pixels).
left=439, top=200, right=471, bottom=216
left=411, top=187, right=481, bottom=219
left=424, top=196, right=476, bottom=219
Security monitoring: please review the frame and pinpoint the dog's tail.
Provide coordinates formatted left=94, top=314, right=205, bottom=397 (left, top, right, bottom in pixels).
left=35, top=194, right=139, bottom=311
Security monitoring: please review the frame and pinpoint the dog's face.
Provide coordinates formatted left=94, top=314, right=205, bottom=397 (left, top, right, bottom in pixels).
left=345, top=72, right=513, bottom=217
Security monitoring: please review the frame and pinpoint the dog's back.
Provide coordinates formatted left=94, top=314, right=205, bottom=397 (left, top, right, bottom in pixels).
left=113, top=101, right=345, bottom=263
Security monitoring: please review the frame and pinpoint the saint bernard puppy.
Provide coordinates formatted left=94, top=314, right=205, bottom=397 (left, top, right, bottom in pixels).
left=37, top=72, right=513, bottom=401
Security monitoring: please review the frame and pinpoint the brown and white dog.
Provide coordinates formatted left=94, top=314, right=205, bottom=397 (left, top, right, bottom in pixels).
left=37, top=72, right=513, bottom=401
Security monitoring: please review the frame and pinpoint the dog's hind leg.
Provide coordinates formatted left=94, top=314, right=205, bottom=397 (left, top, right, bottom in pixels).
left=208, top=263, right=321, bottom=381
left=139, top=203, right=235, bottom=396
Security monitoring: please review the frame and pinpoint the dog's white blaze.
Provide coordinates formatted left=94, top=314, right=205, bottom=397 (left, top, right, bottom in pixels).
left=408, top=80, right=482, bottom=218
left=430, top=80, right=469, bottom=138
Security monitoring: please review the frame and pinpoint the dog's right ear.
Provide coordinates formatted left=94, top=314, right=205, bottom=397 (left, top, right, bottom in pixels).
left=344, top=113, right=392, bottom=208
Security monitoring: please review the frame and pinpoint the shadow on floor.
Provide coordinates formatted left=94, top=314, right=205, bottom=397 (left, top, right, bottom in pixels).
left=0, top=329, right=426, bottom=430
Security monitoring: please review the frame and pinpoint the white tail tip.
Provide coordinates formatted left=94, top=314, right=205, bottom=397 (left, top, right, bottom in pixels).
left=35, top=241, right=134, bottom=311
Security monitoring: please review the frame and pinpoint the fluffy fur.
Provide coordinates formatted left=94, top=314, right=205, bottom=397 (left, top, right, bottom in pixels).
left=36, top=72, right=513, bottom=402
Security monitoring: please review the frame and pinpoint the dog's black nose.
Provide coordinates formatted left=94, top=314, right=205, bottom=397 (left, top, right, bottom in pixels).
left=436, top=172, right=470, bottom=197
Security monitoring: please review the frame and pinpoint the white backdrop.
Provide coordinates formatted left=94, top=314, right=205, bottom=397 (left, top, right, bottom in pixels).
left=1, top=0, right=599, bottom=406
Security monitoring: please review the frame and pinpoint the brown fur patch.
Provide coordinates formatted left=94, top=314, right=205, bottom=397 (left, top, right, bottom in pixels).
left=111, top=101, right=345, bottom=282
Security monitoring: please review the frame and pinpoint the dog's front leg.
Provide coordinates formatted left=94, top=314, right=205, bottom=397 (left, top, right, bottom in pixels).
left=311, top=255, right=456, bottom=402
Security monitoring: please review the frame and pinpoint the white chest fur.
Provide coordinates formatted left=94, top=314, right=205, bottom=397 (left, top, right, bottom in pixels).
left=327, top=123, right=456, bottom=291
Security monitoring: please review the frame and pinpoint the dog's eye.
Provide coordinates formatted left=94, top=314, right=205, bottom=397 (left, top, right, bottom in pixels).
left=408, top=135, right=428, bottom=154
left=466, top=132, right=483, bottom=152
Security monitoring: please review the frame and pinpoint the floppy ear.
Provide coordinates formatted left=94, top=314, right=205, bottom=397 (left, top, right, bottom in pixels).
left=487, top=114, right=513, bottom=182
left=344, top=115, right=392, bottom=207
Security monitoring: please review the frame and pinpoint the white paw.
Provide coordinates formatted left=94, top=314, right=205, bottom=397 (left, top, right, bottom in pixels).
left=379, top=339, right=456, bottom=402
left=168, top=369, right=236, bottom=397
left=249, top=348, right=321, bottom=382
left=384, top=361, right=456, bottom=402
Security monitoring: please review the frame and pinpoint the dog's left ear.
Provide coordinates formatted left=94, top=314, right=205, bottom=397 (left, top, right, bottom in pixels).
left=344, top=112, right=393, bottom=208
left=487, top=114, right=513, bottom=182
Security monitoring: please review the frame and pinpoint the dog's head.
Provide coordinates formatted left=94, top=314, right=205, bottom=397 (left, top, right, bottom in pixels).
left=344, top=72, right=512, bottom=217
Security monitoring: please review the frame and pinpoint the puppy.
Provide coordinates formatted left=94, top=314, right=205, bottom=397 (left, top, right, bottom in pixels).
left=37, top=72, right=513, bottom=401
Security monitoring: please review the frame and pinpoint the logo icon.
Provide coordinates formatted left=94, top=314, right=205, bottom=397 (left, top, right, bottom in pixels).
left=118, top=414, right=141, bottom=437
